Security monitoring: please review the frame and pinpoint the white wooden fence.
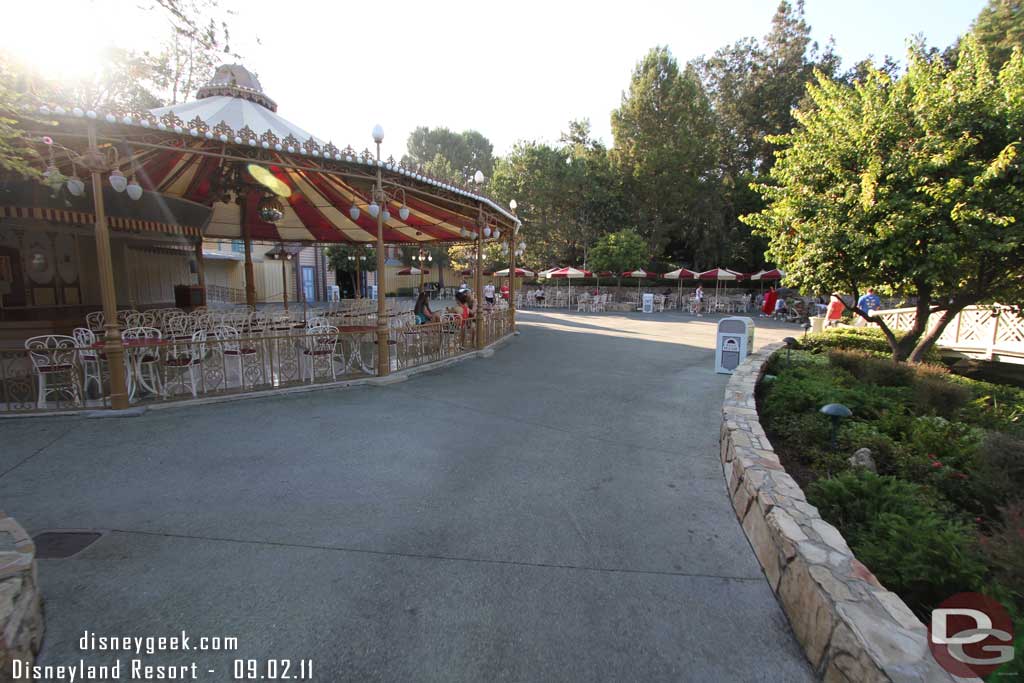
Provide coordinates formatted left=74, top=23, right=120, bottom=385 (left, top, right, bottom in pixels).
left=873, top=305, right=1024, bottom=363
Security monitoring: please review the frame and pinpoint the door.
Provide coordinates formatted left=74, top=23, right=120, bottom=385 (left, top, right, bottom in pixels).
left=301, top=265, right=315, bottom=302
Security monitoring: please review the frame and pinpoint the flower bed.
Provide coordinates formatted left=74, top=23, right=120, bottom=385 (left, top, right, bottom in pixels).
left=758, top=328, right=1023, bottom=679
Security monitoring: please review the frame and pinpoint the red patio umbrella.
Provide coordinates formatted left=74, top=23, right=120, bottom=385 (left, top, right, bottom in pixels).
left=698, top=267, right=742, bottom=309
left=622, top=269, right=660, bottom=306
left=664, top=268, right=699, bottom=300
left=548, top=267, right=592, bottom=307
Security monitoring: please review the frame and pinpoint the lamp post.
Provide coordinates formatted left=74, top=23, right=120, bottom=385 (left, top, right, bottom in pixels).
left=372, top=125, right=389, bottom=376
left=414, top=248, right=432, bottom=292
left=782, top=336, right=797, bottom=366
left=508, top=199, right=518, bottom=334
left=348, top=250, right=367, bottom=299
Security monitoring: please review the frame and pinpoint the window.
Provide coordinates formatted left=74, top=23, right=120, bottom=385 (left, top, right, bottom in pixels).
left=231, top=240, right=244, bottom=253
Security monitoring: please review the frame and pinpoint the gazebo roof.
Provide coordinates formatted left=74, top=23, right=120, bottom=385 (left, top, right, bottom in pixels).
left=24, top=65, right=518, bottom=245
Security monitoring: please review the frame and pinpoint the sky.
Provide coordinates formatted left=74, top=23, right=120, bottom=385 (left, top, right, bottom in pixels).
left=7, top=0, right=987, bottom=160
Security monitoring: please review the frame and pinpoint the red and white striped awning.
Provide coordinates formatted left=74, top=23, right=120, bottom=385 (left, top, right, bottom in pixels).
left=0, top=205, right=201, bottom=237
left=396, top=266, right=429, bottom=275
left=664, top=268, right=699, bottom=280
left=621, top=269, right=660, bottom=279
left=547, top=266, right=592, bottom=278
left=25, top=65, right=519, bottom=245
left=492, top=267, right=535, bottom=277
left=698, top=267, right=743, bottom=281
left=751, top=268, right=785, bottom=280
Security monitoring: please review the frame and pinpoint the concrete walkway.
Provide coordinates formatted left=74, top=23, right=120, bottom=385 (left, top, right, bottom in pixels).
left=0, top=310, right=815, bottom=681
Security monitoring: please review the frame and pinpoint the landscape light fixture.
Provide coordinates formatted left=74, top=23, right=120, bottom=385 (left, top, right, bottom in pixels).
left=820, top=403, right=852, bottom=451
left=782, top=337, right=797, bottom=366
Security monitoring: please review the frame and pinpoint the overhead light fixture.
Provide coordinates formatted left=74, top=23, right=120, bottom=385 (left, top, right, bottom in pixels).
left=382, top=209, right=391, bottom=222
left=483, top=227, right=492, bottom=238
left=399, top=206, right=409, bottom=221
left=349, top=205, right=360, bottom=221
left=509, top=199, right=517, bottom=210
left=126, top=177, right=143, bottom=201
left=474, top=170, right=485, bottom=184
left=372, top=124, right=384, bottom=144
left=258, top=196, right=285, bottom=223
left=109, top=169, right=127, bottom=193
left=368, top=201, right=380, bottom=218
left=66, top=176, right=85, bottom=197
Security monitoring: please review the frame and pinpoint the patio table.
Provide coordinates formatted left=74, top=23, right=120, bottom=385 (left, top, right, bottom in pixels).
left=90, top=338, right=170, bottom=400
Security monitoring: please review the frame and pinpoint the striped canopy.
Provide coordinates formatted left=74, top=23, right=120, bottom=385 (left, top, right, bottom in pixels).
left=24, top=66, right=518, bottom=246
left=751, top=268, right=785, bottom=280
left=698, top=268, right=743, bottom=281
left=664, top=267, right=699, bottom=280
left=396, top=267, right=429, bottom=275
left=621, top=269, right=659, bottom=279
left=548, top=267, right=592, bottom=278
left=492, top=267, right=535, bottom=277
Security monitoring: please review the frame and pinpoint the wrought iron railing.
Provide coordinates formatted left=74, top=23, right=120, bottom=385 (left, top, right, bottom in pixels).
left=2, top=313, right=516, bottom=414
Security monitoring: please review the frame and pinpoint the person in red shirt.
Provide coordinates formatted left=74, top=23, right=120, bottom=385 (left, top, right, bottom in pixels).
left=826, top=293, right=846, bottom=326
left=762, top=287, right=778, bottom=317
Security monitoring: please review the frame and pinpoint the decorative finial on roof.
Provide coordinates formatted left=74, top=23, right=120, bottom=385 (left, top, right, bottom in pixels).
left=196, top=64, right=277, bottom=112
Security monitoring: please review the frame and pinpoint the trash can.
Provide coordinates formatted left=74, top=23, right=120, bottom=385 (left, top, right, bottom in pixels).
left=716, top=316, right=755, bottom=374
left=810, top=315, right=825, bottom=334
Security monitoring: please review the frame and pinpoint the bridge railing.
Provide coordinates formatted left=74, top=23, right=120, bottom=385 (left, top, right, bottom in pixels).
left=873, top=304, right=1024, bottom=360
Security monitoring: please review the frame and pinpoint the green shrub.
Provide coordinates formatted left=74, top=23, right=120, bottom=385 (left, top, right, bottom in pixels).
left=798, top=327, right=941, bottom=362
left=910, top=369, right=970, bottom=419
left=808, top=471, right=986, bottom=617
left=838, top=421, right=899, bottom=472
left=971, top=432, right=1024, bottom=516
left=950, top=375, right=1024, bottom=436
left=827, top=349, right=914, bottom=387
left=979, top=502, right=1024, bottom=607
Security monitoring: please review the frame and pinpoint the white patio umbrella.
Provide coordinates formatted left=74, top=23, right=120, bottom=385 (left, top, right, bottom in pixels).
left=621, top=269, right=661, bottom=307
left=548, top=267, right=593, bottom=308
left=697, top=267, right=743, bottom=310
left=665, top=267, right=699, bottom=302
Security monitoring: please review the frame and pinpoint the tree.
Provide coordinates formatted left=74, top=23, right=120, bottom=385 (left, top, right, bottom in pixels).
left=325, top=244, right=376, bottom=296
left=0, top=53, right=40, bottom=178
left=588, top=230, right=649, bottom=276
left=744, top=36, right=1024, bottom=362
left=970, top=0, right=1024, bottom=70
left=611, top=47, right=719, bottom=260
left=403, top=127, right=494, bottom=183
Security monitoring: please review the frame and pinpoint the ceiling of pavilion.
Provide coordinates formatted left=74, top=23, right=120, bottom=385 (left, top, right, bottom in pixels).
left=21, top=65, right=518, bottom=245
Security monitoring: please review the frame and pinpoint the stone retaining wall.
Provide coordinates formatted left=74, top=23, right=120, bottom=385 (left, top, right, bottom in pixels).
left=0, top=515, right=42, bottom=681
left=721, top=342, right=969, bottom=682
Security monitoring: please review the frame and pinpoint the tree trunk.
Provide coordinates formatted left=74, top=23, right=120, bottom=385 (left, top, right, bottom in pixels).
left=907, top=306, right=965, bottom=364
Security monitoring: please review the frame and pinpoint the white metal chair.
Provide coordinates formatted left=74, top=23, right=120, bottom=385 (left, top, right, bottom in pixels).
left=122, top=326, right=163, bottom=400
left=213, top=325, right=258, bottom=389
left=72, top=327, right=102, bottom=398
left=301, top=325, right=339, bottom=382
left=163, top=329, right=206, bottom=398
left=25, top=335, right=82, bottom=408
left=85, top=310, right=105, bottom=335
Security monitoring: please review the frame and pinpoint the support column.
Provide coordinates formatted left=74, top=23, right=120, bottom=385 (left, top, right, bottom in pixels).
left=241, top=197, right=256, bottom=308
left=281, top=254, right=288, bottom=312
left=194, top=239, right=206, bottom=291
left=354, top=252, right=362, bottom=299
left=87, top=122, right=129, bottom=410
left=375, top=151, right=389, bottom=376
left=475, top=233, right=484, bottom=349
left=508, top=225, right=517, bottom=334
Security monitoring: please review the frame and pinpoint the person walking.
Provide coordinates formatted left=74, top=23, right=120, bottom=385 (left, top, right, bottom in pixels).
left=694, top=284, right=704, bottom=317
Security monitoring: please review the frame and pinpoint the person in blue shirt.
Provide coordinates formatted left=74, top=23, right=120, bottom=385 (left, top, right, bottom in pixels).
left=857, top=288, right=882, bottom=315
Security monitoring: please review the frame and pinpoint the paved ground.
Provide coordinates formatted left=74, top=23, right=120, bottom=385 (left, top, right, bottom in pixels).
left=0, top=310, right=815, bottom=682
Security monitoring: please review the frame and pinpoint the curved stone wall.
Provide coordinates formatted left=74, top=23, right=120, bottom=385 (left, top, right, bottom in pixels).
left=720, top=342, right=971, bottom=682
left=0, top=514, right=42, bottom=679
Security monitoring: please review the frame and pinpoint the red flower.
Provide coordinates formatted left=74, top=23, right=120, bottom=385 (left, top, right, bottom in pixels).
left=931, top=461, right=943, bottom=468
left=927, top=453, right=936, bottom=460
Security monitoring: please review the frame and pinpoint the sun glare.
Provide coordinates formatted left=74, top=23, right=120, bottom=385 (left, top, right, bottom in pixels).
left=4, top=1, right=160, bottom=82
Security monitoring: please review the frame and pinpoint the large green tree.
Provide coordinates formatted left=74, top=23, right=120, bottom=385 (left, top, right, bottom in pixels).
left=971, top=0, right=1024, bottom=69
left=611, top=47, right=719, bottom=261
left=403, top=127, right=494, bottom=183
left=744, top=36, right=1024, bottom=363
left=588, top=229, right=649, bottom=275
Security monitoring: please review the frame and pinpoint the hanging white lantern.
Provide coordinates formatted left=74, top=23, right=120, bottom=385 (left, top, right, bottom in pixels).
left=368, top=201, right=380, bottom=218
left=108, top=169, right=127, bottom=193
left=398, top=206, right=409, bottom=221
left=483, top=227, right=492, bottom=238
left=382, top=209, right=391, bottom=222
left=349, top=205, right=361, bottom=221
left=126, top=178, right=143, bottom=201
left=66, top=176, right=85, bottom=197
left=494, top=229, right=501, bottom=240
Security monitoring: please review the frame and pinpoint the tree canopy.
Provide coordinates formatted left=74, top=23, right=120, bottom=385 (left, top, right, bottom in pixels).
left=588, top=230, right=649, bottom=275
left=744, top=35, right=1024, bottom=362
